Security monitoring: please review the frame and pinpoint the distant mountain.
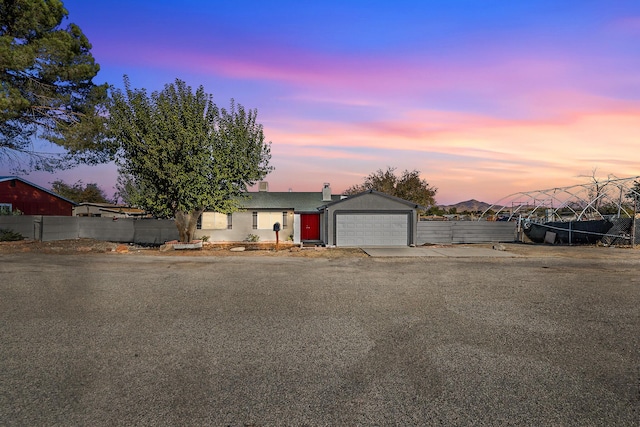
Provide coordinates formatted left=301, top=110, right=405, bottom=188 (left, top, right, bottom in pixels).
left=440, top=199, right=498, bottom=213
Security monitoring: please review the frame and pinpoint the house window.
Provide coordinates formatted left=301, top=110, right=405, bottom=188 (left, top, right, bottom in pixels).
left=257, top=212, right=283, bottom=229
left=227, top=213, right=232, bottom=230
left=282, top=212, right=288, bottom=229
left=201, top=212, right=231, bottom=229
left=252, top=212, right=258, bottom=229
left=0, top=203, right=12, bottom=215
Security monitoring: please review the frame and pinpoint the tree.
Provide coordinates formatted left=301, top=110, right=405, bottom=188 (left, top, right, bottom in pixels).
left=579, top=168, right=614, bottom=213
left=344, top=167, right=437, bottom=209
left=425, top=205, right=445, bottom=216
left=50, top=179, right=111, bottom=203
left=1, top=0, right=110, bottom=171
left=626, top=180, right=640, bottom=205
left=113, top=173, right=142, bottom=205
left=108, top=77, right=273, bottom=242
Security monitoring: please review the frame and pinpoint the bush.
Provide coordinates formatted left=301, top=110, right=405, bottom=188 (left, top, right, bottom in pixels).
left=0, top=228, right=24, bottom=241
left=245, top=233, right=260, bottom=242
left=0, top=207, right=22, bottom=216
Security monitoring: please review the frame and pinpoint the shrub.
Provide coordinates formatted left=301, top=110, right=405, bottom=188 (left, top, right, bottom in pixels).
left=245, top=233, right=260, bottom=242
left=0, top=207, right=22, bottom=216
left=0, top=229, right=24, bottom=241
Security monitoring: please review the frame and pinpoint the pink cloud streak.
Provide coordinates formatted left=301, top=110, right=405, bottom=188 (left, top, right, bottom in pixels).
left=98, top=39, right=587, bottom=101
left=261, top=105, right=640, bottom=202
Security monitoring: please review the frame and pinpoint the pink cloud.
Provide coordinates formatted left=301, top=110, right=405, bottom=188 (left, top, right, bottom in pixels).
left=99, top=37, right=584, bottom=103
left=87, top=23, right=640, bottom=204
left=261, top=104, right=640, bottom=203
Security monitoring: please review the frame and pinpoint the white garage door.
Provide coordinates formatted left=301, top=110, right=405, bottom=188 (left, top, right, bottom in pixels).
left=336, top=213, right=409, bottom=246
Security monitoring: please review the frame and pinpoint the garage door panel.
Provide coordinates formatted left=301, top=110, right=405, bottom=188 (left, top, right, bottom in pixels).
left=336, top=214, right=408, bottom=246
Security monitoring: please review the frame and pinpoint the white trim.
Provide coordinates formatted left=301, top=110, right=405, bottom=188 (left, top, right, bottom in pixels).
left=0, top=203, right=12, bottom=215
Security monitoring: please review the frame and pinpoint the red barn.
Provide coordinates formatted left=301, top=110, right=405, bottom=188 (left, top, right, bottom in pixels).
left=0, top=176, right=75, bottom=216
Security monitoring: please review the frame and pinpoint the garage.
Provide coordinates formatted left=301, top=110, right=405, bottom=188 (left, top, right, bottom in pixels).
left=323, top=190, right=422, bottom=247
left=336, top=213, right=409, bottom=246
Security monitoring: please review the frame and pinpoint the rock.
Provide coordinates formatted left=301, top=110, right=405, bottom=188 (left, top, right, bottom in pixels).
left=158, top=244, right=174, bottom=252
left=229, top=246, right=246, bottom=252
left=116, top=244, right=129, bottom=253
left=492, top=244, right=506, bottom=251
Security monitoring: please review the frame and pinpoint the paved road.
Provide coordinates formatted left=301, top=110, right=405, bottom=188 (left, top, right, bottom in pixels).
left=1, top=253, right=639, bottom=426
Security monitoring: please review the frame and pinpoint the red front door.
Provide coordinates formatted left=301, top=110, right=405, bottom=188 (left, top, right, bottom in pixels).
left=300, top=214, right=320, bottom=241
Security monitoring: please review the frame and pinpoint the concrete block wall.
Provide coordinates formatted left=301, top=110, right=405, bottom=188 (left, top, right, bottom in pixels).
left=132, top=219, right=179, bottom=244
left=0, top=216, right=179, bottom=244
left=41, top=217, right=79, bottom=241
left=418, top=221, right=517, bottom=244
left=0, top=216, right=37, bottom=240
left=79, top=217, right=135, bottom=243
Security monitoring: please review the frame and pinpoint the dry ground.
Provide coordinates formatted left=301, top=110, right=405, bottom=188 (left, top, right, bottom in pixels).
left=0, top=239, right=367, bottom=258
left=1, top=238, right=638, bottom=260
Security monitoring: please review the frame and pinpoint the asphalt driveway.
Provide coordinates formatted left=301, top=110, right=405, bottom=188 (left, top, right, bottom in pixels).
left=1, top=252, right=639, bottom=425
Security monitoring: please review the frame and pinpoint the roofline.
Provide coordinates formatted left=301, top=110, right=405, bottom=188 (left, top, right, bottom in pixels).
left=0, top=176, right=77, bottom=205
left=98, top=208, right=145, bottom=214
left=321, top=189, right=425, bottom=210
left=75, top=202, right=136, bottom=208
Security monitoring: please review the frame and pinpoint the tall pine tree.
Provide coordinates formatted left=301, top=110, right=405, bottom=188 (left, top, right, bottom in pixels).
left=1, top=0, right=110, bottom=171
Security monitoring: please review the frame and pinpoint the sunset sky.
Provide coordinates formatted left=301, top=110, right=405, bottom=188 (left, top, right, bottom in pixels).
left=12, top=0, right=640, bottom=205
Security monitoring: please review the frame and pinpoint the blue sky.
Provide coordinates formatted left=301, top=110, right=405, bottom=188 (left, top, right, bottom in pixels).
left=11, top=0, right=640, bottom=204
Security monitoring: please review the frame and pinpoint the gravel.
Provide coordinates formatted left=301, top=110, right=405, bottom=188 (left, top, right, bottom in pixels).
left=1, top=251, right=639, bottom=425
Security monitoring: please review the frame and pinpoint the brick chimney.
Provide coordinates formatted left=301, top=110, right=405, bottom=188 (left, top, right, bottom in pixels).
left=322, top=183, right=332, bottom=202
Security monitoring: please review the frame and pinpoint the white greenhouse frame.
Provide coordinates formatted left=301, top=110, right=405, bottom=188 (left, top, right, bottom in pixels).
left=481, top=176, right=640, bottom=223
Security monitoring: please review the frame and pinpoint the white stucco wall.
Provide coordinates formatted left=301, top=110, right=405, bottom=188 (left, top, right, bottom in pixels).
left=197, top=210, right=295, bottom=243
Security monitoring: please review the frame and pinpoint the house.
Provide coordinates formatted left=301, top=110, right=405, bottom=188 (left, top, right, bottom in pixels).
left=73, top=202, right=148, bottom=218
left=196, top=183, right=339, bottom=243
left=197, top=183, right=423, bottom=247
left=0, top=176, right=75, bottom=216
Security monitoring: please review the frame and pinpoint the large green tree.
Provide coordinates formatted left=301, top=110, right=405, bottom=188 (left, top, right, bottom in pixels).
left=108, top=77, right=273, bottom=242
left=50, top=179, right=111, bottom=203
left=345, top=167, right=437, bottom=210
left=1, top=0, right=110, bottom=170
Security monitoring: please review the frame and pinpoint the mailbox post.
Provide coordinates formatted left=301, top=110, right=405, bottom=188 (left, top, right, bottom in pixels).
left=273, top=222, right=281, bottom=249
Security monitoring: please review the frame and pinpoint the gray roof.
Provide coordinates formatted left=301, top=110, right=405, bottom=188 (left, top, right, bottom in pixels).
left=323, top=189, right=425, bottom=210
left=240, top=192, right=341, bottom=212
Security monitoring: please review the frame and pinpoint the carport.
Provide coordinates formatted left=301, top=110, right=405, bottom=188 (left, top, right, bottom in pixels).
left=322, top=190, right=421, bottom=247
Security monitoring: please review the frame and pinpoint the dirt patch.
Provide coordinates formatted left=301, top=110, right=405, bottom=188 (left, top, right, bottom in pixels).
left=1, top=239, right=638, bottom=260
left=0, top=239, right=120, bottom=254
left=0, top=239, right=368, bottom=258
left=156, top=241, right=368, bottom=258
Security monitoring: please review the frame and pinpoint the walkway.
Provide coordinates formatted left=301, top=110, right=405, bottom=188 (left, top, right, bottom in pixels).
left=362, top=246, right=520, bottom=257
